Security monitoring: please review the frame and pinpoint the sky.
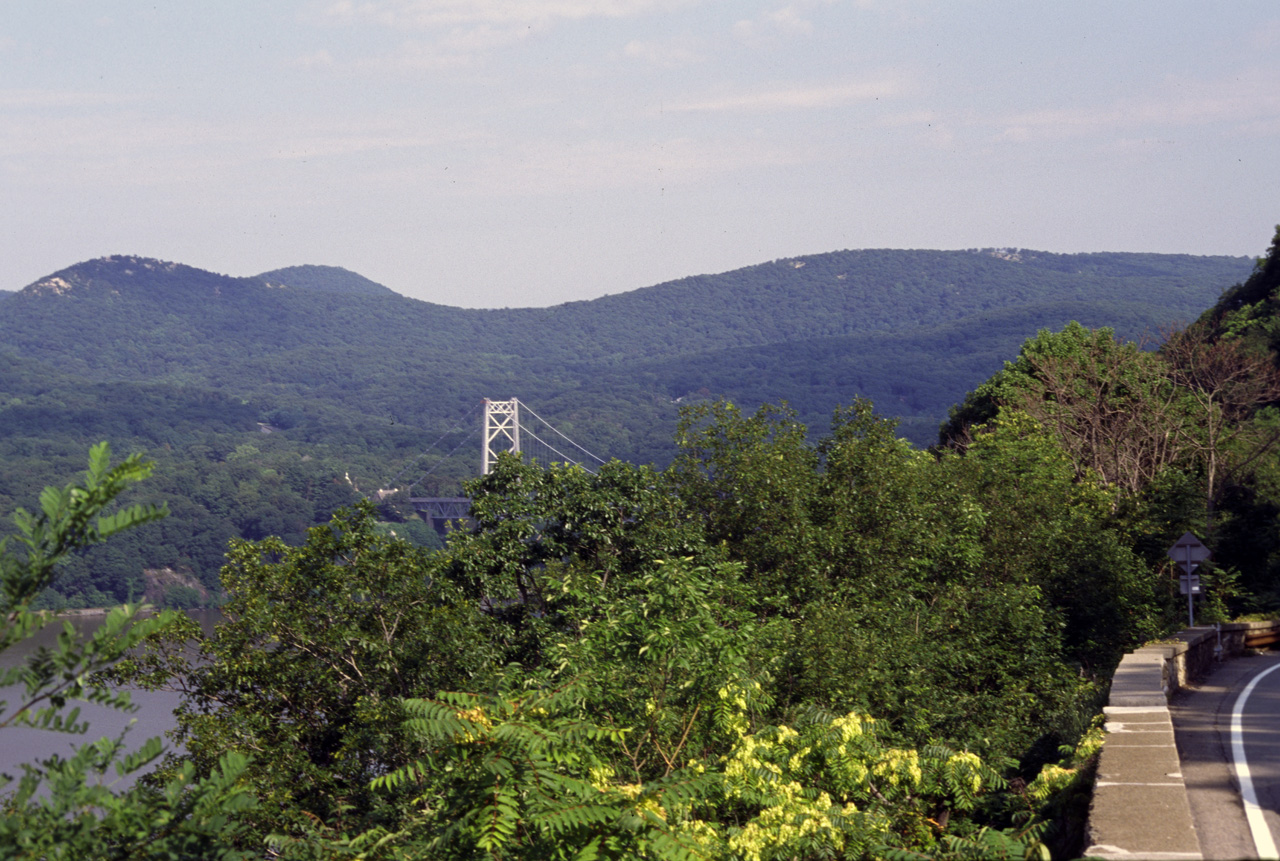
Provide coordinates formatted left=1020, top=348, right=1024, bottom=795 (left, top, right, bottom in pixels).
left=2, top=1, right=1278, bottom=308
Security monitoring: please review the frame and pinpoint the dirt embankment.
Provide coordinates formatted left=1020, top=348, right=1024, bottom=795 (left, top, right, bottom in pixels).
left=141, top=567, right=212, bottom=607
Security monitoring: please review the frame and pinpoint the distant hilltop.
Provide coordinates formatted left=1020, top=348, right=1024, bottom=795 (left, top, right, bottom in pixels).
left=256, top=264, right=398, bottom=297
left=9, top=248, right=1252, bottom=310
left=17, top=256, right=396, bottom=300
left=0, top=239, right=1262, bottom=606
left=0, top=246, right=1253, bottom=454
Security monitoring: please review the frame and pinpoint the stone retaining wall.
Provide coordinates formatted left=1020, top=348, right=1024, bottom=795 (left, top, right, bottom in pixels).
left=1084, top=620, right=1280, bottom=860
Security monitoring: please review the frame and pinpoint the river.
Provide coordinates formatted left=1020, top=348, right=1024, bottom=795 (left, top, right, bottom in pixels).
left=0, top=608, right=221, bottom=791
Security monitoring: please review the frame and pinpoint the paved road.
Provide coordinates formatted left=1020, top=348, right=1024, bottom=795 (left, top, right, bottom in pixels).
left=1171, top=652, right=1280, bottom=860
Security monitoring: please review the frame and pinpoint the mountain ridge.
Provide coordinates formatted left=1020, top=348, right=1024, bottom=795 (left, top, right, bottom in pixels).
left=257, top=264, right=400, bottom=297
left=2, top=250, right=1250, bottom=427
left=0, top=243, right=1258, bottom=606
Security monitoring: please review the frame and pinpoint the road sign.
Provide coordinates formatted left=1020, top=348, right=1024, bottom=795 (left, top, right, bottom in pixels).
left=1168, top=532, right=1211, bottom=626
left=1168, top=532, right=1211, bottom=574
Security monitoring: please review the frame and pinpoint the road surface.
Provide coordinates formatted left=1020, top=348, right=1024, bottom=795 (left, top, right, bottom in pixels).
left=1172, top=652, right=1280, bottom=860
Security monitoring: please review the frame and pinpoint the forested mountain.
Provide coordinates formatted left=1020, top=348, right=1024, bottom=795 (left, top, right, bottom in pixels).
left=1, top=250, right=1248, bottom=444
left=6, top=236, right=1280, bottom=859
left=0, top=248, right=1253, bottom=605
left=11, top=229, right=1280, bottom=856
left=259, top=264, right=399, bottom=296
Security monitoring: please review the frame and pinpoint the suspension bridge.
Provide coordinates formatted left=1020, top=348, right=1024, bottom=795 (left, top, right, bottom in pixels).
left=391, top=398, right=606, bottom=531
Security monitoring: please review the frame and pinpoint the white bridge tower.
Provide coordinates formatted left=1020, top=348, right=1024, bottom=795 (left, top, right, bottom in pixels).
left=482, top=398, right=520, bottom=475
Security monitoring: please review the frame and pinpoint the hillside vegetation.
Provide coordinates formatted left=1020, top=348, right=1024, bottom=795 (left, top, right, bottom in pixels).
left=0, top=248, right=1252, bottom=606
left=4, top=231, right=1280, bottom=859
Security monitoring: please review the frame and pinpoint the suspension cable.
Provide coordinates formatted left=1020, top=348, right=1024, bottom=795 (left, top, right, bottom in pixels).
left=405, top=422, right=482, bottom=491
left=521, top=428, right=598, bottom=474
left=515, top=399, right=607, bottom=465
left=383, top=401, right=483, bottom=489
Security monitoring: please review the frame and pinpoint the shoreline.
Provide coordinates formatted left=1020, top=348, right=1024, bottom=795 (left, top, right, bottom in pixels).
left=40, top=604, right=160, bottom=620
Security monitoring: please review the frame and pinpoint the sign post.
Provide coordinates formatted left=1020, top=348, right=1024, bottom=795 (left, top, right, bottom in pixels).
left=1167, top=532, right=1211, bottom=627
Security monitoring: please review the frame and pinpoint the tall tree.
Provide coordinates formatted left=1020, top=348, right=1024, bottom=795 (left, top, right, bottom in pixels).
left=941, top=323, right=1190, bottom=496
left=118, top=502, right=494, bottom=845
left=1162, top=322, right=1280, bottom=530
left=0, top=444, right=254, bottom=860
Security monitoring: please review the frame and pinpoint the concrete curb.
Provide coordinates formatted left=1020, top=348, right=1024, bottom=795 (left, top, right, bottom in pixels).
left=1083, top=621, right=1280, bottom=860
left=1085, top=704, right=1200, bottom=860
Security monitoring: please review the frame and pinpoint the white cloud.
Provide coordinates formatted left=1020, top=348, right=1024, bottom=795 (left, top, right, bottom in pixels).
left=317, top=0, right=694, bottom=29
left=308, top=0, right=709, bottom=72
left=265, top=132, right=436, bottom=161
left=0, top=89, right=139, bottom=109
left=994, top=68, right=1280, bottom=143
left=313, top=0, right=659, bottom=69
left=440, top=22, right=534, bottom=51
left=291, top=49, right=336, bottom=68
left=1246, top=19, right=1280, bottom=50
left=0, top=112, right=236, bottom=162
left=623, top=34, right=703, bottom=67
left=733, top=5, right=814, bottom=45
left=668, top=77, right=906, bottom=113
left=464, top=135, right=803, bottom=196
left=873, top=109, right=938, bottom=128
left=301, top=21, right=536, bottom=72
left=347, top=26, right=535, bottom=70
left=0, top=105, right=467, bottom=195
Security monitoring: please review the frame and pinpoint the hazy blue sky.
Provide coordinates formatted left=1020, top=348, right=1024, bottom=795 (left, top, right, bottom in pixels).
left=3, top=2, right=1278, bottom=307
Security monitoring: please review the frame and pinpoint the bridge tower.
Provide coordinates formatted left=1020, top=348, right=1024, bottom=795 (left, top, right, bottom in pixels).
left=482, top=398, right=520, bottom=475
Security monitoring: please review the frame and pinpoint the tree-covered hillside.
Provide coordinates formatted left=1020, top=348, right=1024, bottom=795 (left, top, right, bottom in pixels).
left=259, top=264, right=399, bottom=296
left=4, top=234, right=1280, bottom=859
left=0, top=247, right=1253, bottom=605
left=0, top=249, right=1248, bottom=446
left=942, top=227, right=1280, bottom=616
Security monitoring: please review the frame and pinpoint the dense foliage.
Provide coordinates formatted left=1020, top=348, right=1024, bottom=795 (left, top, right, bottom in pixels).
left=0, top=249, right=1248, bottom=605
left=3, top=234, right=1278, bottom=858
left=942, top=227, right=1280, bottom=617
left=107, top=375, right=1221, bottom=857
left=0, top=444, right=256, bottom=859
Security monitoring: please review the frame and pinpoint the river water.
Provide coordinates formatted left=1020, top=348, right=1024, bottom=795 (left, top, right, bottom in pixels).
left=0, top=609, right=221, bottom=790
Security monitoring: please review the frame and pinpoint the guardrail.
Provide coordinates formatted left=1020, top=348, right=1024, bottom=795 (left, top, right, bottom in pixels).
left=1084, top=620, right=1280, bottom=860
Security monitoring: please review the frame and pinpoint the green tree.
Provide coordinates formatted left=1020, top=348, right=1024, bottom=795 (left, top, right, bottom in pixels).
left=117, top=501, right=497, bottom=846
left=668, top=401, right=823, bottom=609
left=0, top=443, right=254, bottom=860
left=355, top=547, right=1053, bottom=861
left=941, top=323, right=1189, bottom=497
left=772, top=403, right=1091, bottom=760
left=444, top=455, right=709, bottom=669
left=945, top=412, right=1166, bottom=671
left=1161, top=324, right=1280, bottom=530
